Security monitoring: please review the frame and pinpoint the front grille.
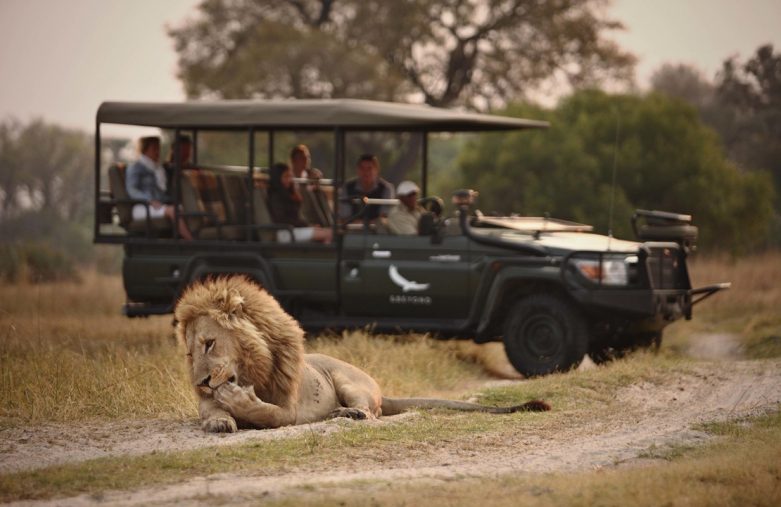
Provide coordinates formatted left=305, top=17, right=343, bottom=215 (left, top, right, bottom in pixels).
left=646, top=247, right=685, bottom=289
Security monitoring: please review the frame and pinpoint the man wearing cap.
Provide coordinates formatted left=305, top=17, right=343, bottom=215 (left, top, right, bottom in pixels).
left=388, top=180, right=424, bottom=235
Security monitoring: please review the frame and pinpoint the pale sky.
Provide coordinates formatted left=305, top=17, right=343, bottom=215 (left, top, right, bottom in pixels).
left=1, top=0, right=779, bottom=133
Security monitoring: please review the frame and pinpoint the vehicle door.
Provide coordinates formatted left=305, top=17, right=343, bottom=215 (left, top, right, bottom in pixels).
left=340, top=232, right=471, bottom=319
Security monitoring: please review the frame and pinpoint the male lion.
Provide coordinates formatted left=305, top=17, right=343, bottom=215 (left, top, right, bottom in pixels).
left=175, top=276, right=550, bottom=433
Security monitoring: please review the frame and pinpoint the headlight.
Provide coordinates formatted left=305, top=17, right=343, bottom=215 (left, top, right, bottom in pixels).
left=572, top=255, right=637, bottom=286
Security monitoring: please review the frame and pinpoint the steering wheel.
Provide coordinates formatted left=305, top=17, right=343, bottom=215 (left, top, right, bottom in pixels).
left=417, top=196, right=444, bottom=218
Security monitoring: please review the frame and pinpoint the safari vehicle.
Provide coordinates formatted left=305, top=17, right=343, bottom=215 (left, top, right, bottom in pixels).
left=94, top=99, right=729, bottom=376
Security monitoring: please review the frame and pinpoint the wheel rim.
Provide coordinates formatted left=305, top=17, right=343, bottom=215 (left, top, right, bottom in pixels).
left=519, top=314, right=564, bottom=359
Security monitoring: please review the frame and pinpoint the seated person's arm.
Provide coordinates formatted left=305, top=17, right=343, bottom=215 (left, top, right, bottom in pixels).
left=268, top=194, right=308, bottom=228
left=379, top=182, right=396, bottom=218
left=125, top=164, right=152, bottom=202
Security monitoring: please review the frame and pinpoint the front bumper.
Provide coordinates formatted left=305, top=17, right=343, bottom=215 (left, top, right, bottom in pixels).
left=562, top=244, right=730, bottom=323
left=572, top=283, right=731, bottom=322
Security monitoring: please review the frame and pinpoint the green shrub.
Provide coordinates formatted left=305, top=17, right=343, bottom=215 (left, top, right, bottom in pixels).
left=0, top=242, right=80, bottom=283
left=0, top=244, right=23, bottom=283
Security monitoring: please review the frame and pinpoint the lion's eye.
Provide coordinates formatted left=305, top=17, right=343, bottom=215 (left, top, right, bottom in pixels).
left=204, top=339, right=215, bottom=353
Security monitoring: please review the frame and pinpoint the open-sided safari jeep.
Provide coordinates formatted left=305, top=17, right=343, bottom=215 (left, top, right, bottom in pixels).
left=94, top=99, right=729, bottom=376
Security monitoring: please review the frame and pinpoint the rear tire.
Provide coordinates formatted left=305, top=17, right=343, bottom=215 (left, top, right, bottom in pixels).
left=502, top=295, right=589, bottom=377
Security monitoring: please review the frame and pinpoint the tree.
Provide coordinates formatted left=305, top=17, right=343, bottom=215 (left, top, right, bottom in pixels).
left=0, top=120, right=24, bottom=217
left=169, top=0, right=635, bottom=109
left=716, top=44, right=781, bottom=198
left=651, top=46, right=781, bottom=220
left=651, top=63, right=715, bottom=111
left=649, top=63, right=737, bottom=165
left=0, top=118, right=93, bottom=223
left=458, top=90, right=775, bottom=252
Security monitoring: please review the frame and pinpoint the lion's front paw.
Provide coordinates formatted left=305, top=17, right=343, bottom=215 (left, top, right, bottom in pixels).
left=202, top=416, right=237, bottom=433
left=214, top=382, right=258, bottom=411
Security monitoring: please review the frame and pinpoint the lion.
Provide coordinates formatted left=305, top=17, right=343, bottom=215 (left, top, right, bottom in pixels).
left=175, top=276, right=550, bottom=433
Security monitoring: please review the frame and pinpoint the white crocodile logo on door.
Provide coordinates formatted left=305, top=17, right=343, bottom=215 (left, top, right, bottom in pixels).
left=388, top=265, right=430, bottom=293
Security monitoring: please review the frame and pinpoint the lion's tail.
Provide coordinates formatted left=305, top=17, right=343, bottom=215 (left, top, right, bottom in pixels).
left=380, top=397, right=551, bottom=416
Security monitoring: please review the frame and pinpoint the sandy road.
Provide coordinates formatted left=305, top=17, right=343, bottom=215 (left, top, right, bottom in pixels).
left=3, top=357, right=780, bottom=506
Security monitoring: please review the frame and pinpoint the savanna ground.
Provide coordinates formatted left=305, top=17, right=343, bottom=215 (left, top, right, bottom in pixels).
left=0, top=253, right=780, bottom=506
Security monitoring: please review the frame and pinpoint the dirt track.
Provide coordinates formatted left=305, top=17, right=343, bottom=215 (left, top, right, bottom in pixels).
left=3, top=355, right=780, bottom=506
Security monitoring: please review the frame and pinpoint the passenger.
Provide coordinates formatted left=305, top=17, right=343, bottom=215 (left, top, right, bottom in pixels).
left=125, top=136, right=193, bottom=240
left=339, top=154, right=394, bottom=222
left=267, top=162, right=333, bottom=244
left=387, top=180, right=424, bottom=235
left=289, top=144, right=322, bottom=180
left=163, top=134, right=193, bottom=193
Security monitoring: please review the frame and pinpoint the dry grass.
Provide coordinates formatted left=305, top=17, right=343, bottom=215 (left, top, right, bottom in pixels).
left=665, top=251, right=781, bottom=358
left=308, top=332, right=493, bottom=397
left=277, top=413, right=781, bottom=507
left=0, top=353, right=688, bottom=502
left=0, top=272, right=193, bottom=424
left=0, top=272, right=494, bottom=425
left=1, top=251, right=778, bottom=426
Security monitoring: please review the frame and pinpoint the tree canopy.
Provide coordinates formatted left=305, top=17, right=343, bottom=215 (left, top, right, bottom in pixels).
left=458, top=90, right=775, bottom=252
left=169, top=0, right=635, bottom=108
left=716, top=44, right=781, bottom=196
left=0, top=118, right=92, bottom=222
left=651, top=45, right=781, bottom=215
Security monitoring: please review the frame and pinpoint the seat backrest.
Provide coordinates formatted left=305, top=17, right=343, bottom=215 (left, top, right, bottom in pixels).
left=252, top=186, right=276, bottom=242
left=195, top=171, right=227, bottom=223
left=312, top=187, right=334, bottom=227
left=107, top=163, right=131, bottom=226
left=220, top=174, right=249, bottom=225
left=299, top=185, right=326, bottom=226
left=180, top=170, right=208, bottom=231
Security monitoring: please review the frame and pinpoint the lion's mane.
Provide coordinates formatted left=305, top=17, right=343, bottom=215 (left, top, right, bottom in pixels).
left=174, top=276, right=304, bottom=408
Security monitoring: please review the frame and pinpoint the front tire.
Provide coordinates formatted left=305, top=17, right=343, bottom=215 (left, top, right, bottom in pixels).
left=503, top=295, right=589, bottom=377
left=589, top=331, right=662, bottom=364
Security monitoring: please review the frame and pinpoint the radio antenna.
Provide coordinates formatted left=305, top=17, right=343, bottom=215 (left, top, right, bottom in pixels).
left=607, top=113, right=621, bottom=251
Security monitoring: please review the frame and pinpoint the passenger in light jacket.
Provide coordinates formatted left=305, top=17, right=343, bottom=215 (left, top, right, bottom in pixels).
left=126, top=136, right=192, bottom=240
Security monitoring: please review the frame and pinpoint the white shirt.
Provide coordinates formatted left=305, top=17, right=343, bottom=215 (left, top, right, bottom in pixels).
left=387, top=204, right=423, bottom=235
left=139, top=153, right=167, bottom=192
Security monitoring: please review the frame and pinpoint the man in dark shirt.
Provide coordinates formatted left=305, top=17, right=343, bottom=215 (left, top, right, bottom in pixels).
left=339, top=154, right=395, bottom=222
left=163, top=134, right=193, bottom=197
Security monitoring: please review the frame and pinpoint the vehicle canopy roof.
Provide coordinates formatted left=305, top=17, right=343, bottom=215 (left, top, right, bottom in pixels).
left=96, top=99, right=549, bottom=131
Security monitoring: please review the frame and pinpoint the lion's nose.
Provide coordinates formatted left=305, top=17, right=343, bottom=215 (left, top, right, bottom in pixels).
left=198, top=375, right=211, bottom=388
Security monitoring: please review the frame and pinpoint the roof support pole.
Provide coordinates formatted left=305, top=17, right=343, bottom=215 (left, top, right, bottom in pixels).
left=192, top=130, right=198, bottom=165
left=247, top=128, right=255, bottom=241
left=93, top=121, right=101, bottom=241
left=268, top=131, right=274, bottom=169
left=334, top=126, right=345, bottom=313
left=173, top=128, right=181, bottom=240
left=421, top=131, right=429, bottom=197
left=333, top=127, right=344, bottom=215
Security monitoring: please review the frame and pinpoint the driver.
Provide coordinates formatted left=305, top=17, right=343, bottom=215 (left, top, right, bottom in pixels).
left=339, top=154, right=394, bottom=222
left=387, top=180, right=424, bottom=235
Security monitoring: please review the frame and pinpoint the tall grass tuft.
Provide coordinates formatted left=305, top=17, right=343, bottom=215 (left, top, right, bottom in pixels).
left=0, top=272, right=195, bottom=424
left=665, top=251, right=781, bottom=358
left=308, top=331, right=491, bottom=397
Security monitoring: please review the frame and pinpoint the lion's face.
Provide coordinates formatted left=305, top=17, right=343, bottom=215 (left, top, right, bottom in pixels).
left=185, top=315, right=242, bottom=394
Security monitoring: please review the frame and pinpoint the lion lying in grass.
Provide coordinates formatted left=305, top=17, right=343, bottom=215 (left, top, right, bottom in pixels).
left=175, top=276, right=550, bottom=433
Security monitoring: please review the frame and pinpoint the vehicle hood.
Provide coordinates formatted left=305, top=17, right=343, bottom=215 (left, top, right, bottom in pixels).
left=476, top=229, right=641, bottom=254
